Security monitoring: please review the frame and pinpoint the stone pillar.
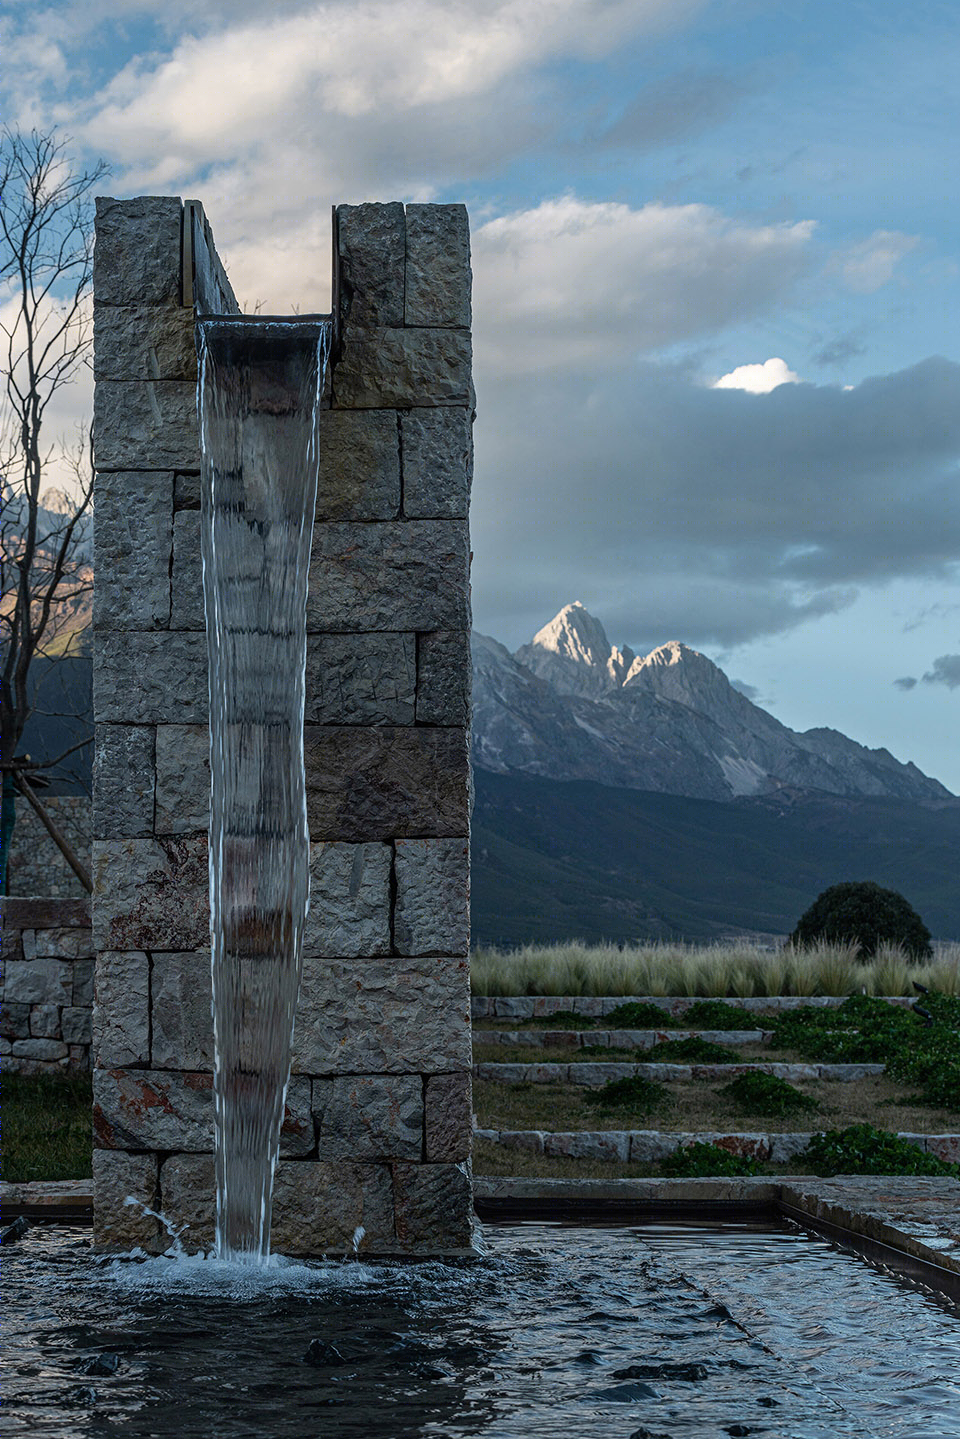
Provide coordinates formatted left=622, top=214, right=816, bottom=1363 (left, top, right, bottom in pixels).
left=91, top=199, right=475, bottom=1256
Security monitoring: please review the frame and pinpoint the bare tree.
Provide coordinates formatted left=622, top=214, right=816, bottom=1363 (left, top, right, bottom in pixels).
left=1, top=127, right=108, bottom=894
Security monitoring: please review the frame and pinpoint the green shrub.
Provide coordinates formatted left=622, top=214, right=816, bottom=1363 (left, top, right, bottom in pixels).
left=803, top=1123, right=959, bottom=1177
left=583, top=1075, right=665, bottom=1111
left=769, top=994, right=918, bottom=1062
left=721, top=1071, right=819, bottom=1117
left=660, top=1141, right=762, bottom=1177
left=886, top=1025, right=960, bottom=1111
left=646, top=1036, right=741, bottom=1063
left=789, top=881, right=933, bottom=960
left=679, top=999, right=753, bottom=1029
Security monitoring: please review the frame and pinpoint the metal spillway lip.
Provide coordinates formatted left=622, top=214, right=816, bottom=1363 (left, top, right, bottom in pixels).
left=196, top=313, right=332, bottom=324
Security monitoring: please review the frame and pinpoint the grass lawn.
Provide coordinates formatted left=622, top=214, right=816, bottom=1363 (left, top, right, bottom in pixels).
left=1, top=1073, right=93, bottom=1184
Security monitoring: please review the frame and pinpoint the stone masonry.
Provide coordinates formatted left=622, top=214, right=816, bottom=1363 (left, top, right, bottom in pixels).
left=1, top=897, right=93, bottom=1073
left=91, top=198, right=474, bottom=1255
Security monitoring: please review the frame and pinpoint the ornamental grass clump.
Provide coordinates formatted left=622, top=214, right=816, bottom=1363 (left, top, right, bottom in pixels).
left=721, top=1071, right=819, bottom=1118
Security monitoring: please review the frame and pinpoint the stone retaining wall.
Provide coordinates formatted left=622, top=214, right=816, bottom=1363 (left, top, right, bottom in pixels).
left=475, top=1128, right=960, bottom=1165
left=0, top=897, right=93, bottom=1072
left=472, top=994, right=915, bottom=1019
left=91, top=198, right=474, bottom=1256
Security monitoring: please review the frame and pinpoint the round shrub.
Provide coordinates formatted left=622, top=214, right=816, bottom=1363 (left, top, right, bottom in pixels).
left=789, top=881, right=933, bottom=960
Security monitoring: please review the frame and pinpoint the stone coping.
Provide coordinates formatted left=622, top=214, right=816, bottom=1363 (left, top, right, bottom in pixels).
left=473, top=1061, right=883, bottom=1083
left=476, top=1028, right=771, bottom=1047
left=474, top=1128, right=960, bottom=1165
left=472, top=994, right=914, bottom=1019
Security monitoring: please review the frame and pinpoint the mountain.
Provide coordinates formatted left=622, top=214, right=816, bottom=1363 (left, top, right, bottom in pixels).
left=472, top=602, right=952, bottom=804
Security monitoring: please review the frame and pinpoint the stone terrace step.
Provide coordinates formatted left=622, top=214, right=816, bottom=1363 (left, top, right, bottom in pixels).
left=473, top=1128, right=960, bottom=1165
left=473, top=1061, right=884, bottom=1084
left=472, top=995, right=914, bottom=1020
left=476, top=1028, right=770, bottom=1048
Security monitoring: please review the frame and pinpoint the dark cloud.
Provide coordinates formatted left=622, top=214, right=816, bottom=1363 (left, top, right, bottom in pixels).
left=731, top=679, right=760, bottom=701
left=596, top=70, right=749, bottom=150
left=894, top=676, right=918, bottom=690
left=813, top=333, right=867, bottom=367
left=922, top=655, right=960, bottom=689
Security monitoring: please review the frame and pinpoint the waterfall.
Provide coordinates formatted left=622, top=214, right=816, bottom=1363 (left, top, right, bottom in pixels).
left=197, top=316, right=331, bottom=1263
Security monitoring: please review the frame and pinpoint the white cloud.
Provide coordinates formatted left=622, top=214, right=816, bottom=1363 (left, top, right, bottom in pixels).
left=713, top=357, right=801, bottom=393
left=840, top=229, right=920, bottom=292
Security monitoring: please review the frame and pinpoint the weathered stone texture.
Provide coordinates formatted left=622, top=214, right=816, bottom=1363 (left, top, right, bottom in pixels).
left=308, top=520, right=469, bottom=632
left=154, top=724, right=208, bottom=833
left=174, top=472, right=201, bottom=508
left=392, top=1162, right=474, bottom=1251
left=1, top=1002, right=30, bottom=1039
left=12, top=1037, right=69, bottom=1061
left=61, top=1006, right=92, bottom=1044
left=317, top=408, right=400, bottom=520
left=292, top=954, right=471, bottom=1074
left=405, top=205, right=471, bottom=329
left=304, top=726, right=470, bottom=840
left=416, top=631, right=472, bottom=726
left=94, top=632, right=208, bottom=723
left=303, top=843, right=392, bottom=957
left=169, top=509, right=203, bottom=629
left=394, top=838, right=470, bottom=956
left=304, top=633, right=416, bottom=725
left=94, top=1068, right=213, bottom=1151
left=313, top=1074, right=422, bottom=1160
left=151, top=951, right=214, bottom=1070
left=4, top=956, right=72, bottom=1006
left=332, top=329, right=472, bottom=410
left=272, top=1159, right=395, bottom=1254
left=92, top=1150, right=162, bottom=1252
left=94, top=306, right=197, bottom=380
left=93, top=726, right=156, bottom=839
left=94, top=381, right=199, bottom=470
left=94, top=470, right=173, bottom=629
left=31, top=1003, right=62, bottom=1037
left=424, top=1073, right=472, bottom=1162
left=24, top=927, right=94, bottom=960
left=337, top=202, right=406, bottom=330
left=159, top=1153, right=215, bottom=1251
left=92, top=836, right=209, bottom=951
left=93, top=952, right=150, bottom=1068
left=401, top=408, right=472, bottom=518
left=94, top=197, right=182, bottom=306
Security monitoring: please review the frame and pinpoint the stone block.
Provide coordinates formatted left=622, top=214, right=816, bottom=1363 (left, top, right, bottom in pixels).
left=417, top=630, right=471, bottom=726
left=544, top=1131, right=630, bottom=1162
left=94, top=197, right=182, bottom=306
left=494, top=1130, right=544, bottom=1155
left=92, top=836, right=209, bottom=951
left=280, top=1076, right=316, bottom=1157
left=391, top=1161, right=474, bottom=1252
left=313, top=1074, right=422, bottom=1160
left=151, top=950, right=214, bottom=1070
left=1, top=898, right=91, bottom=928
left=94, top=631, right=208, bottom=723
left=73, top=959, right=95, bottom=1007
left=394, top=838, right=470, bottom=956
left=404, top=204, right=471, bottom=329
left=93, top=951, right=150, bottom=1067
left=25, top=927, right=95, bottom=959
left=317, top=408, right=400, bottom=519
left=336, top=202, right=406, bottom=330
left=303, top=842, right=391, bottom=957
left=12, top=1037, right=69, bottom=1060
left=4, top=956, right=72, bottom=1005
left=30, top=1004, right=61, bottom=1037
left=61, top=1006, right=92, bottom=1045
left=768, top=1133, right=815, bottom=1164
left=93, top=1149, right=162, bottom=1252
left=333, top=329, right=472, bottom=410
left=159, top=1153, right=215, bottom=1252
left=308, top=520, right=470, bottom=632
left=94, top=380, right=199, bottom=470
left=94, top=305, right=197, bottom=380
left=93, top=470, right=173, bottom=629
left=0, top=1001, right=30, bottom=1040
left=924, top=1135, right=960, bottom=1164
left=271, top=1159, right=395, bottom=1255
left=169, top=509, right=204, bottom=629
left=154, top=725, right=209, bottom=833
left=629, top=1132, right=677, bottom=1162
left=93, top=1067, right=213, bottom=1150
left=304, top=727, right=470, bottom=840
left=93, top=726, right=156, bottom=839
left=304, top=633, right=416, bottom=725
left=2, top=923, right=23, bottom=964
left=292, top=954, right=471, bottom=1075
left=401, top=408, right=472, bottom=518
left=425, top=1072, right=472, bottom=1161
left=175, top=472, right=201, bottom=508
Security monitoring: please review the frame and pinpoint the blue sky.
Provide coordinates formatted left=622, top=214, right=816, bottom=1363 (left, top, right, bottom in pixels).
left=3, top=0, right=959, bottom=787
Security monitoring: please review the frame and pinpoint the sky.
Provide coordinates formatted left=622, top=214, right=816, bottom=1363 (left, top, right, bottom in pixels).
left=3, top=0, right=959, bottom=788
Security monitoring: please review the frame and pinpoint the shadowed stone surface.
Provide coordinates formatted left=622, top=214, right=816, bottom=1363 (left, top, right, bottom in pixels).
left=304, top=633, right=416, bottom=725
left=174, top=472, right=201, bottom=507
left=94, top=197, right=182, bottom=306
left=392, top=1162, right=474, bottom=1251
left=405, top=205, right=471, bottom=329
left=303, top=843, right=392, bottom=957
left=337, top=202, right=406, bottom=330
left=93, top=726, right=155, bottom=839
left=159, top=1153, right=215, bottom=1250
left=394, top=838, right=470, bottom=955
left=94, top=306, right=197, bottom=380
left=333, top=329, right=472, bottom=409
left=304, top=727, right=470, bottom=840
left=292, top=955, right=471, bottom=1074
left=308, top=520, right=469, bottom=632
left=150, top=951, right=214, bottom=1070
left=93, top=471, right=173, bottom=629
left=154, top=725, right=208, bottom=833
left=313, top=1074, right=422, bottom=1160
left=92, top=1150, right=161, bottom=1251
left=93, top=951, right=150, bottom=1067
left=317, top=408, right=400, bottom=519
left=92, top=836, right=209, bottom=951
left=4, top=957, right=73, bottom=1006
left=95, top=632, right=208, bottom=723
left=425, top=1073, right=472, bottom=1162
left=169, top=510, right=203, bottom=628
left=272, top=1160, right=396, bottom=1254
left=94, top=381, right=199, bottom=470
left=401, top=408, right=472, bottom=517
left=24, top=928, right=94, bottom=960
left=94, top=1068, right=213, bottom=1150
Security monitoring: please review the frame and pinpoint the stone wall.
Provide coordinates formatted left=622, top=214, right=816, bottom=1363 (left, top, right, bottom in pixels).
left=5, top=797, right=92, bottom=899
left=91, top=198, right=475, bottom=1256
left=0, top=897, right=93, bottom=1072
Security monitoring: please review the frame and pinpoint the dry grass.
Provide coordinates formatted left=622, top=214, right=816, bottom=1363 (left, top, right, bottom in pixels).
left=471, top=939, right=960, bottom=999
